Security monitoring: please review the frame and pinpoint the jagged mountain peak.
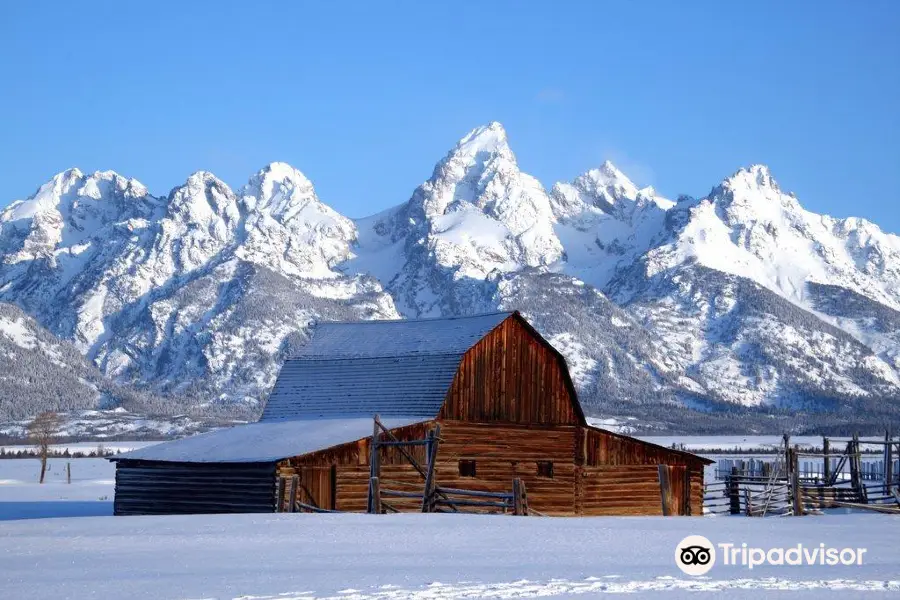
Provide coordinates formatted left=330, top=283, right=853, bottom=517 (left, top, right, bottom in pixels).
left=427, top=122, right=518, bottom=189
left=454, top=121, right=510, bottom=159
left=590, top=159, right=633, bottom=183
left=166, top=171, right=239, bottom=222
left=574, top=161, right=639, bottom=206
left=52, top=167, right=84, bottom=184
left=77, top=170, right=150, bottom=202
left=2, top=168, right=151, bottom=223
left=235, top=162, right=358, bottom=280
left=699, top=164, right=799, bottom=228
left=247, top=161, right=313, bottom=189
left=180, top=170, right=230, bottom=190
left=716, top=164, right=781, bottom=196
left=241, top=162, right=319, bottom=215
left=550, top=160, right=673, bottom=219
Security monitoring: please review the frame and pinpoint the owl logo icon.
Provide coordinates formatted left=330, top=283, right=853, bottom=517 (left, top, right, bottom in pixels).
left=675, top=535, right=716, bottom=575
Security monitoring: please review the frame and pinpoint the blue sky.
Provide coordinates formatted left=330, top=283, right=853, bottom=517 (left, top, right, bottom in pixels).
left=2, top=1, right=898, bottom=230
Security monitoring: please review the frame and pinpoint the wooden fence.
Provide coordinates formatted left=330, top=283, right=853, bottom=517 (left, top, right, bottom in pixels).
left=704, top=431, right=900, bottom=517
left=277, top=416, right=532, bottom=516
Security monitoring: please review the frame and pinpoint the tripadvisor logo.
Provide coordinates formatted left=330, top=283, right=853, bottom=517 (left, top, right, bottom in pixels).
left=675, top=535, right=716, bottom=576
left=675, top=535, right=868, bottom=576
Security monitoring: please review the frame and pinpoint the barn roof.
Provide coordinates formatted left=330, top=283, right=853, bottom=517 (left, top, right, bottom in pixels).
left=295, top=311, right=514, bottom=358
left=261, top=312, right=513, bottom=421
left=113, top=417, right=427, bottom=463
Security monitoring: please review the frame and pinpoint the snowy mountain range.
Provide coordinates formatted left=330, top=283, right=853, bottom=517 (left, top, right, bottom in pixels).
left=2, top=122, right=899, bottom=432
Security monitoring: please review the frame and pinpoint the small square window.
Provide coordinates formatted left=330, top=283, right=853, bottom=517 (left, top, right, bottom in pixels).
left=537, top=461, right=554, bottom=478
left=459, top=459, right=477, bottom=477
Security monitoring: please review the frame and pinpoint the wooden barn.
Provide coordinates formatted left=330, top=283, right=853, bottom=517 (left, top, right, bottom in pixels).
left=112, top=311, right=711, bottom=516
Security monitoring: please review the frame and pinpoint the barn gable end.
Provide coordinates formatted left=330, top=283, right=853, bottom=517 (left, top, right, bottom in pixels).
left=439, top=314, right=583, bottom=425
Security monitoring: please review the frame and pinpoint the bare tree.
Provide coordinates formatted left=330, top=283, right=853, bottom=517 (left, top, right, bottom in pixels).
left=27, top=412, right=62, bottom=484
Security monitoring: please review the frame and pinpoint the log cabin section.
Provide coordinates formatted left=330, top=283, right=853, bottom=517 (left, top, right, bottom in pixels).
left=112, top=311, right=711, bottom=516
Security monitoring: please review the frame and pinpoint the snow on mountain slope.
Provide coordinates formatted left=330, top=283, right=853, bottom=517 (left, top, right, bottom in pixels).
left=599, top=165, right=900, bottom=413
left=238, top=162, right=358, bottom=279
left=0, top=166, right=398, bottom=410
left=0, top=303, right=158, bottom=421
left=347, top=125, right=900, bottom=419
left=2, top=123, right=899, bottom=428
left=351, top=122, right=563, bottom=316
left=491, top=270, right=686, bottom=407
left=617, top=265, right=899, bottom=408
left=550, top=161, right=674, bottom=289
left=622, top=165, right=900, bottom=313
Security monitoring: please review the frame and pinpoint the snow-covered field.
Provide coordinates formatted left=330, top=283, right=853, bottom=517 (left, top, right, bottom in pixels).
left=639, top=435, right=823, bottom=452
left=1, top=512, right=898, bottom=599
left=0, top=441, right=158, bottom=454
left=0, top=458, right=114, bottom=520
left=1, top=455, right=899, bottom=599
left=0, top=408, right=231, bottom=441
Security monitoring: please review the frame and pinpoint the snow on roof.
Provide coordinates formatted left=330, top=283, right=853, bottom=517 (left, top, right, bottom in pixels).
left=260, top=312, right=513, bottom=421
left=295, top=312, right=513, bottom=359
left=262, top=354, right=463, bottom=421
left=114, top=417, right=427, bottom=463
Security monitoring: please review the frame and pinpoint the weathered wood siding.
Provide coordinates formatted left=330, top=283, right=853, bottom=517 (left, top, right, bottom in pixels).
left=279, top=420, right=579, bottom=515
left=438, top=317, right=580, bottom=426
left=278, top=421, right=433, bottom=513
left=580, top=465, right=664, bottom=515
left=277, top=423, right=708, bottom=517
left=433, top=421, right=577, bottom=515
left=113, top=460, right=276, bottom=515
left=577, top=427, right=705, bottom=515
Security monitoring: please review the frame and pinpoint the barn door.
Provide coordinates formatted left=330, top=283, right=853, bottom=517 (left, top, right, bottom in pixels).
left=298, top=466, right=335, bottom=511
left=658, top=465, right=691, bottom=516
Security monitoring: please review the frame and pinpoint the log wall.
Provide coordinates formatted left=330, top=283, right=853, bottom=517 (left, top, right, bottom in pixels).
left=113, top=460, right=276, bottom=515
left=279, top=420, right=579, bottom=515
left=277, top=420, right=707, bottom=516
left=580, top=465, right=664, bottom=515
left=433, top=421, right=577, bottom=515
left=577, top=427, right=705, bottom=515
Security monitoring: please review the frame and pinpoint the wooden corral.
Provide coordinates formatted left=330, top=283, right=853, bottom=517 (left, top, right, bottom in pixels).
left=113, top=311, right=711, bottom=516
left=704, top=433, right=900, bottom=517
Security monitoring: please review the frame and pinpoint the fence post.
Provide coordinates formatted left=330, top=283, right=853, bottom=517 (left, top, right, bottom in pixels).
left=421, top=425, right=441, bottom=513
left=512, top=478, right=522, bottom=515
left=783, top=433, right=790, bottom=466
left=823, top=437, right=830, bottom=483
left=519, top=478, right=528, bottom=515
left=369, top=476, right=381, bottom=514
left=368, top=415, right=381, bottom=513
left=66, top=462, right=71, bottom=485
left=512, top=478, right=528, bottom=516
left=658, top=465, right=672, bottom=516
left=884, top=430, right=893, bottom=493
left=790, top=446, right=804, bottom=516
left=728, top=466, right=741, bottom=515
left=849, top=433, right=865, bottom=503
left=275, top=477, right=285, bottom=512
left=288, top=475, right=299, bottom=513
